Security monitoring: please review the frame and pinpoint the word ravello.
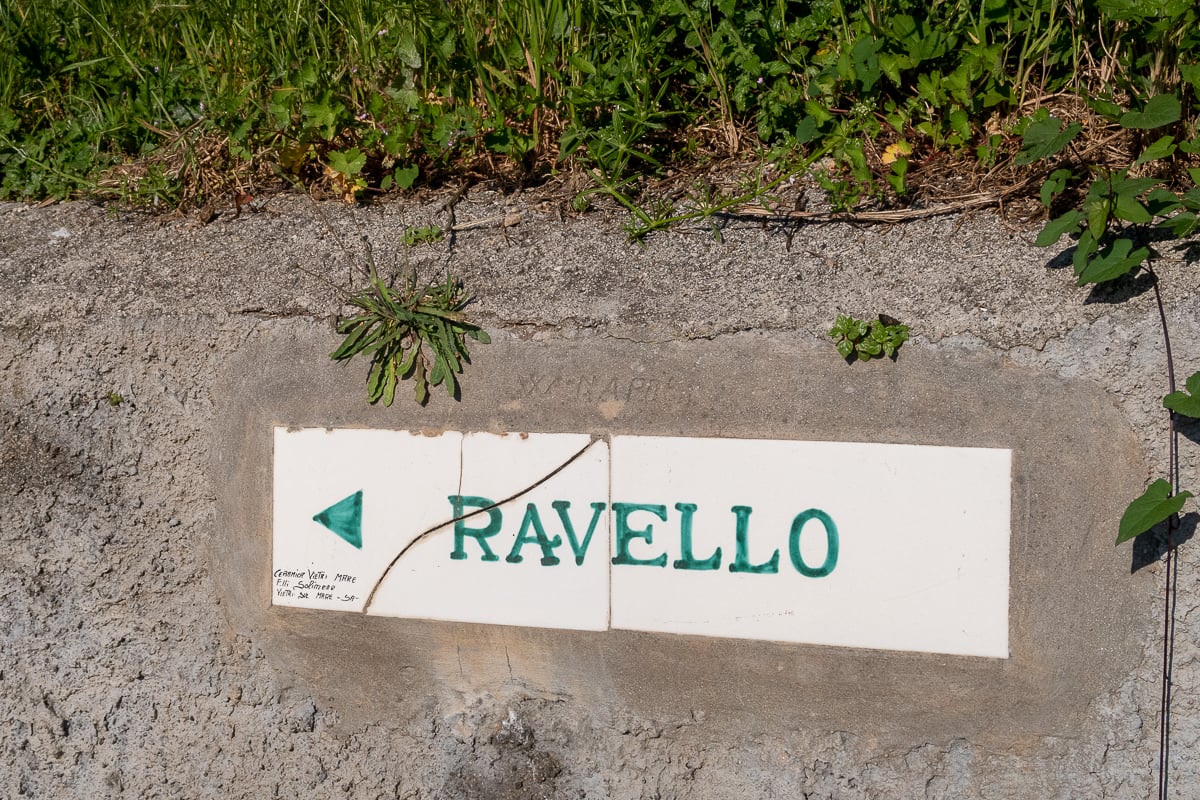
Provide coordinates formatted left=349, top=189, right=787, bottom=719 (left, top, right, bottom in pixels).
left=448, top=496, right=838, bottom=577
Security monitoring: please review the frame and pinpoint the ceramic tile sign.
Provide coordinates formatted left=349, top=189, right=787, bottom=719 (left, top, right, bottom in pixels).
left=272, top=428, right=1012, bottom=658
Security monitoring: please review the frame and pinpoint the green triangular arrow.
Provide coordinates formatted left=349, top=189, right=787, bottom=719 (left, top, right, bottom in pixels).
left=313, top=490, right=363, bottom=549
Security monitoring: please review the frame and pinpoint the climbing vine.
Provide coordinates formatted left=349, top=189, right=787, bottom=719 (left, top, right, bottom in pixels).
left=1030, top=91, right=1199, bottom=800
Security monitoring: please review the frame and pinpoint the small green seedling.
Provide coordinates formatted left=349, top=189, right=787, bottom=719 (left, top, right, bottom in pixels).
left=829, top=314, right=909, bottom=361
left=106, top=391, right=124, bottom=406
left=331, top=270, right=490, bottom=406
left=400, top=225, right=444, bottom=247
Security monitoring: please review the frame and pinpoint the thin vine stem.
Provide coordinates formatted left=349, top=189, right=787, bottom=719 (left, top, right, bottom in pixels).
left=1148, top=265, right=1177, bottom=800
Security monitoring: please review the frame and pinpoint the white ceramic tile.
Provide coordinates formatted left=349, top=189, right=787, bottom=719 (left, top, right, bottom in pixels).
left=272, top=427, right=462, bottom=612
left=460, top=431, right=598, bottom=503
left=367, top=433, right=610, bottom=630
left=275, top=427, right=1011, bottom=657
left=608, top=435, right=1011, bottom=658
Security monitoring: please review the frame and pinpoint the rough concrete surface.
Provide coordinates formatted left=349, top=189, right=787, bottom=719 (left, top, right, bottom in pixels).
left=2, top=192, right=1200, bottom=798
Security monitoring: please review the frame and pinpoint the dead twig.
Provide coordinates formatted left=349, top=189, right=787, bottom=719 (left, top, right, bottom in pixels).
left=448, top=211, right=525, bottom=232
left=731, top=178, right=1038, bottom=225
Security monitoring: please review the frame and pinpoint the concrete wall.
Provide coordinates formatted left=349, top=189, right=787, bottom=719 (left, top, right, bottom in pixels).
left=3, top=194, right=1199, bottom=798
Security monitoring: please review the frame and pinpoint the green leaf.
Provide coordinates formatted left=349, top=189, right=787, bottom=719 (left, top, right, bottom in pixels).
left=395, top=32, right=422, bottom=69
left=1163, top=371, right=1200, bottom=418
left=949, top=108, right=971, bottom=140
left=413, top=359, right=429, bottom=405
left=1159, top=211, right=1199, bottom=237
left=1146, top=188, right=1182, bottom=216
left=1120, top=94, right=1181, bottom=129
left=351, top=324, right=388, bottom=357
left=429, top=353, right=445, bottom=387
left=382, top=354, right=397, bottom=406
left=1113, top=192, right=1152, bottom=223
left=396, top=342, right=419, bottom=377
left=1123, top=95, right=1180, bottom=131
left=1016, top=118, right=1082, bottom=164
left=829, top=315, right=854, bottom=339
left=1117, top=479, right=1192, bottom=544
left=1076, top=238, right=1150, bottom=285
left=367, top=357, right=385, bottom=403
left=334, top=314, right=364, bottom=335
left=1115, top=176, right=1160, bottom=197
left=1035, top=210, right=1083, bottom=246
left=435, top=321, right=461, bottom=373
left=1135, top=135, right=1177, bottom=164
left=327, top=148, right=366, bottom=177
left=1183, top=63, right=1200, bottom=92
left=1088, top=96, right=1125, bottom=122
left=393, top=164, right=419, bottom=190
left=1040, top=168, right=1074, bottom=207
left=1085, top=197, right=1110, bottom=237
left=851, top=36, right=883, bottom=91
left=301, top=95, right=342, bottom=140
left=442, top=362, right=460, bottom=397
left=1189, top=167, right=1200, bottom=187
left=296, top=60, right=319, bottom=88
left=568, top=53, right=596, bottom=74
left=330, top=319, right=375, bottom=360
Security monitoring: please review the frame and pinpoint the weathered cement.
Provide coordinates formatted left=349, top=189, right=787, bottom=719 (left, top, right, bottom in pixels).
left=3, top=194, right=1199, bottom=798
left=216, top=327, right=1147, bottom=749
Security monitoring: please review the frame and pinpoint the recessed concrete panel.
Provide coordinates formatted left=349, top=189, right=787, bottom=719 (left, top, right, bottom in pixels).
left=212, top=325, right=1150, bottom=745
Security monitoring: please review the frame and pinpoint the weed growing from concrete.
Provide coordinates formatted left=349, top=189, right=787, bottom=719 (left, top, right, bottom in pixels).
left=331, top=267, right=488, bottom=407
left=828, top=314, right=909, bottom=362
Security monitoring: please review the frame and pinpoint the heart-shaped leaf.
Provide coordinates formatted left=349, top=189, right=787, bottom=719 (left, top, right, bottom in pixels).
left=1135, top=135, right=1177, bottom=164
left=1114, top=176, right=1160, bottom=197
left=1036, top=210, right=1083, bottom=246
left=1117, top=479, right=1192, bottom=545
left=1158, top=211, right=1198, bottom=238
left=328, top=147, right=366, bottom=177
left=1120, top=94, right=1181, bottom=130
left=1017, top=118, right=1082, bottom=164
left=1146, top=188, right=1182, bottom=216
left=1076, top=238, right=1150, bottom=285
left=1164, top=370, right=1200, bottom=418
left=1113, top=192, right=1151, bottom=223
left=1040, top=168, right=1075, bottom=207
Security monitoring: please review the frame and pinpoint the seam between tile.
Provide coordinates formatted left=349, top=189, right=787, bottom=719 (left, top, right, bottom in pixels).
left=606, top=433, right=614, bottom=632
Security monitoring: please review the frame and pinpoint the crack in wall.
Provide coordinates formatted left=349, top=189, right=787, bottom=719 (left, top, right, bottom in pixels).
left=361, top=436, right=603, bottom=613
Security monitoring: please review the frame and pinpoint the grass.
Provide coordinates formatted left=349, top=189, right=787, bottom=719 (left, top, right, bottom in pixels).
left=2, top=0, right=1199, bottom=215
